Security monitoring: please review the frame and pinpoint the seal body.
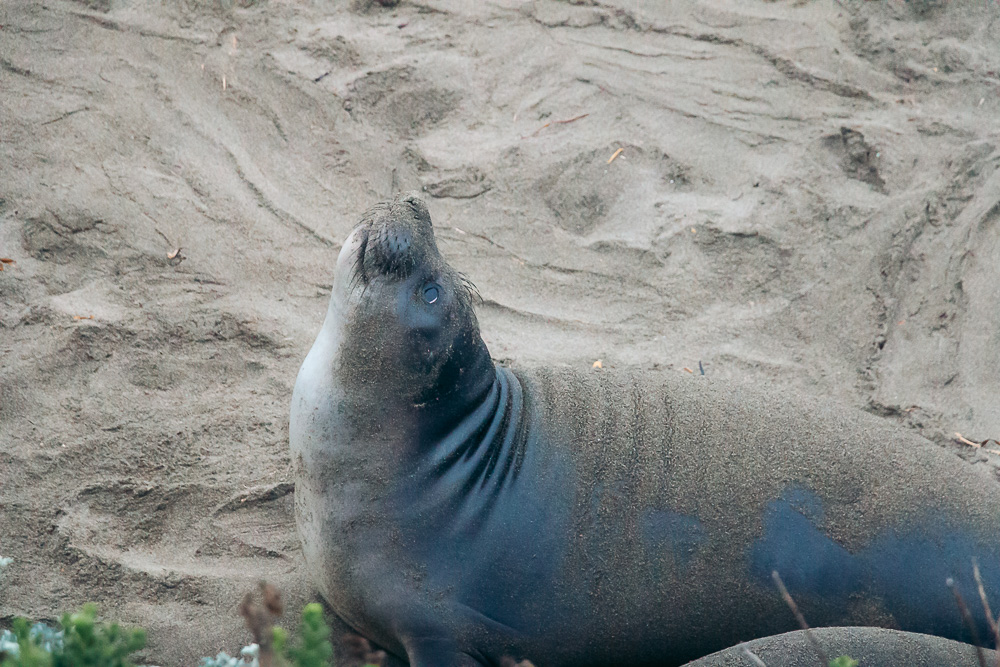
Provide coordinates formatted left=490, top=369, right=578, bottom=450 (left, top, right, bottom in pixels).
left=290, top=194, right=1000, bottom=667
left=685, top=627, right=998, bottom=667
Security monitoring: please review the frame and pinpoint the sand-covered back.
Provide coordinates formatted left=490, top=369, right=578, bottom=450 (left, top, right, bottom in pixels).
left=1, top=1, right=999, bottom=665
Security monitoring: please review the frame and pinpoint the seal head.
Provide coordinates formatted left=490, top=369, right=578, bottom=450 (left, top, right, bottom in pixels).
left=331, top=193, right=493, bottom=434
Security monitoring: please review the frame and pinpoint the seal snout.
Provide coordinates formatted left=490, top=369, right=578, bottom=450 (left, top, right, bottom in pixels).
left=365, top=221, right=419, bottom=279
left=356, top=194, right=437, bottom=282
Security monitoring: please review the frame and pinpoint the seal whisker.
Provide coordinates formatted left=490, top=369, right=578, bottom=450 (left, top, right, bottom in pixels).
left=358, top=276, right=372, bottom=304
left=348, top=231, right=370, bottom=294
left=458, top=273, right=482, bottom=305
left=347, top=256, right=361, bottom=292
left=348, top=260, right=364, bottom=294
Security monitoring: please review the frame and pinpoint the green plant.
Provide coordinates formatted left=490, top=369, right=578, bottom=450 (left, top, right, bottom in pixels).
left=1, top=618, right=54, bottom=667
left=829, top=656, right=859, bottom=667
left=284, top=604, right=333, bottom=667
left=198, top=644, right=260, bottom=667
left=0, top=605, right=144, bottom=667
left=0, top=594, right=376, bottom=667
left=201, top=600, right=338, bottom=667
left=55, top=605, right=146, bottom=667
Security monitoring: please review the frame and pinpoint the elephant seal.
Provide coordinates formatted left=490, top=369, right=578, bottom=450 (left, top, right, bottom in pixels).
left=684, top=627, right=998, bottom=667
left=290, top=193, right=1000, bottom=666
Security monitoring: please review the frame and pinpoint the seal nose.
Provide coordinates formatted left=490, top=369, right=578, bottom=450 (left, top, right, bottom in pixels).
left=357, top=192, right=437, bottom=281
left=366, top=221, right=419, bottom=279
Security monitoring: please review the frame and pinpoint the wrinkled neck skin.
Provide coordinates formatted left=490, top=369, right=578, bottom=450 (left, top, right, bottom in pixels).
left=323, top=290, right=501, bottom=454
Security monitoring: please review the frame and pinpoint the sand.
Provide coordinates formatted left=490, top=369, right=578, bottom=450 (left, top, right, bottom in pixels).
left=1, top=1, right=998, bottom=665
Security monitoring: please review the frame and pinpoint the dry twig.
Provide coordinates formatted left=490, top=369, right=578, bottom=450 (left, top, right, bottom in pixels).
left=554, top=113, right=589, bottom=125
left=947, top=577, right=989, bottom=667
left=771, top=570, right=828, bottom=667
left=528, top=113, right=589, bottom=137
left=740, top=644, right=767, bottom=666
left=971, top=561, right=1000, bottom=667
left=342, top=634, right=386, bottom=667
left=956, top=433, right=1000, bottom=454
left=239, top=581, right=284, bottom=667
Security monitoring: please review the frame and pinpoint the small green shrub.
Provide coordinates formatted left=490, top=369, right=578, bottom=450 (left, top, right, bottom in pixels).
left=1, top=618, right=55, bottom=667
left=0, top=605, right=144, bottom=667
left=829, top=657, right=859, bottom=667
left=284, top=604, right=333, bottom=667
left=200, top=602, right=338, bottom=667
left=56, top=604, right=146, bottom=667
left=198, top=644, right=260, bottom=667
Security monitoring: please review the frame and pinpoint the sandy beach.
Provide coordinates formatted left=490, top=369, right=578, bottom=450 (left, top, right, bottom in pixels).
left=1, top=1, right=999, bottom=664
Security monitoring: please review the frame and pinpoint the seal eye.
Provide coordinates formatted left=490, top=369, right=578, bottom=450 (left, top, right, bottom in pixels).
left=422, top=283, right=440, bottom=304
